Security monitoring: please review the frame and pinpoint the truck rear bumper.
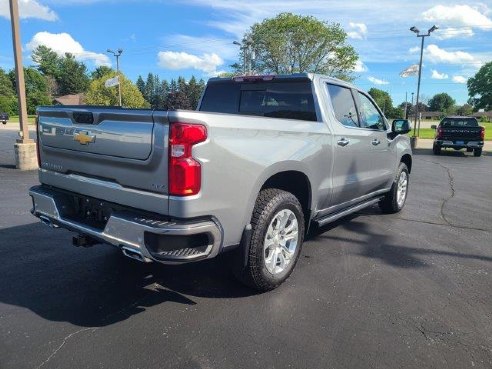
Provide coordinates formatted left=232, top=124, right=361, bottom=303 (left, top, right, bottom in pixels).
left=29, top=185, right=223, bottom=264
left=435, top=140, right=483, bottom=149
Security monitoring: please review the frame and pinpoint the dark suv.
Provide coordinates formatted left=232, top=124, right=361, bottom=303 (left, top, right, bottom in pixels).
left=432, top=116, right=485, bottom=157
left=0, top=112, right=8, bottom=125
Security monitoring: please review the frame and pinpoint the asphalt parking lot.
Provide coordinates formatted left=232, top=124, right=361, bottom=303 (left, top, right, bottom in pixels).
left=1, top=127, right=491, bottom=369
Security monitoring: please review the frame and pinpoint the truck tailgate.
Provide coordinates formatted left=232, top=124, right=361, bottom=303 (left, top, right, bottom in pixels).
left=37, top=107, right=170, bottom=213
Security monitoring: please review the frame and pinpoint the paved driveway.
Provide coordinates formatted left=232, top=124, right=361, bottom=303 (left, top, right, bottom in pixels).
left=0, top=127, right=491, bottom=369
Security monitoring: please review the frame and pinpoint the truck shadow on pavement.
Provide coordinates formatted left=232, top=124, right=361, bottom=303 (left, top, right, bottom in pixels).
left=412, top=148, right=489, bottom=157
left=309, top=206, right=492, bottom=269
left=0, top=222, right=254, bottom=328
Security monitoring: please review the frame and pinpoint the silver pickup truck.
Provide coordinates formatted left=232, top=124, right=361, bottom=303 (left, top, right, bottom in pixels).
left=30, top=73, right=412, bottom=291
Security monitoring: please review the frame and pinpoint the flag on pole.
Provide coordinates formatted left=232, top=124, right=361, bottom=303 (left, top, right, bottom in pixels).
left=399, top=64, right=419, bottom=77
left=105, top=76, right=119, bottom=87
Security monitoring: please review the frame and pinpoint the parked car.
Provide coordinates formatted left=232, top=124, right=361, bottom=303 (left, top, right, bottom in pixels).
left=0, top=112, right=8, bottom=125
left=30, top=73, right=412, bottom=291
left=431, top=116, right=484, bottom=157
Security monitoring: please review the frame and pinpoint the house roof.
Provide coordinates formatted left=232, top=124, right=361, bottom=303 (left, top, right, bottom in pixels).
left=53, top=93, right=85, bottom=105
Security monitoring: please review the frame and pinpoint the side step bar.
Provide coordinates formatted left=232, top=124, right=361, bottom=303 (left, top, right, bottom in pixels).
left=314, top=197, right=383, bottom=227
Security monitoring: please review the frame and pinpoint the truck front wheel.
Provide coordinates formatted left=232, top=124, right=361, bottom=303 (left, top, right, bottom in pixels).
left=233, top=189, right=305, bottom=291
left=474, top=148, right=482, bottom=157
left=379, top=162, right=409, bottom=214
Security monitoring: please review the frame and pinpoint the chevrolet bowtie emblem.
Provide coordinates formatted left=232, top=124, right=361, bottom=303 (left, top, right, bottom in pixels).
left=74, top=130, right=96, bottom=145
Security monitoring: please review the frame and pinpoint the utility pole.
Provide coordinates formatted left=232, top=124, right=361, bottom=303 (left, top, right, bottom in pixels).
left=404, top=92, right=408, bottom=119
left=107, top=48, right=123, bottom=106
left=9, top=0, right=30, bottom=144
left=10, top=0, right=37, bottom=170
left=409, top=25, right=438, bottom=141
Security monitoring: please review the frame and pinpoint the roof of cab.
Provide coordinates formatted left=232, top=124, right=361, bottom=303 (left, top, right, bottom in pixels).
left=207, top=73, right=355, bottom=88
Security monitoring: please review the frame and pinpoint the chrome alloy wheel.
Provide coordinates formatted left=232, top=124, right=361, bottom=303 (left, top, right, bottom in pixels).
left=396, top=171, right=408, bottom=208
left=263, top=209, right=299, bottom=275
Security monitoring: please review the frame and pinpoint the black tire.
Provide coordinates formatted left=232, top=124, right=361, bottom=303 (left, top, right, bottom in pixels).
left=433, top=144, right=441, bottom=155
left=474, top=148, right=482, bottom=157
left=232, top=189, right=305, bottom=291
left=379, top=162, right=409, bottom=214
left=466, top=148, right=473, bottom=153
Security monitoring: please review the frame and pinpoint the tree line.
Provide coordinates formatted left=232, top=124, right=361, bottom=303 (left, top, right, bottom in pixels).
left=1, top=12, right=491, bottom=117
left=0, top=45, right=207, bottom=115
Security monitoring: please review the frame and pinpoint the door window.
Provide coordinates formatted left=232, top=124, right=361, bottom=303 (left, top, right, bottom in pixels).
left=327, top=84, right=359, bottom=127
left=357, top=92, right=386, bottom=130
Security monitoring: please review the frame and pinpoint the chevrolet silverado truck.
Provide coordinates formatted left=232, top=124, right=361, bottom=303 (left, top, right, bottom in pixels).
left=30, top=74, right=412, bottom=291
left=432, top=116, right=485, bottom=157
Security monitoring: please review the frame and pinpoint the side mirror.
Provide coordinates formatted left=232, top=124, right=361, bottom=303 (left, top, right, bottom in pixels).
left=431, top=125, right=437, bottom=129
left=392, top=119, right=411, bottom=134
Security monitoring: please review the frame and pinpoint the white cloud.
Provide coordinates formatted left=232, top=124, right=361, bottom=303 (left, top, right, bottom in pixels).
left=409, top=47, right=420, bottom=54
left=452, top=75, right=467, bottom=84
left=0, top=0, right=57, bottom=21
left=425, top=44, right=479, bottom=66
left=431, top=70, right=448, bottom=79
left=162, top=34, right=238, bottom=61
left=26, top=32, right=111, bottom=66
left=347, top=22, right=368, bottom=40
left=157, top=51, right=223, bottom=75
left=367, top=76, right=389, bottom=85
left=436, top=27, right=474, bottom=40
left=352, top=59, right=368, bottom=73
left=422, top=4, right=492, bottom=30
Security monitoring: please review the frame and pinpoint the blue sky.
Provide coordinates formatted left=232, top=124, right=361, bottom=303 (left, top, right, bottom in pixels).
left=1, top=0, right=492, bottom=105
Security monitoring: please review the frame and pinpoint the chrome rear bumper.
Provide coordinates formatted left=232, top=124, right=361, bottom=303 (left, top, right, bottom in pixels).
left=29, top=185, right=223, bottom=264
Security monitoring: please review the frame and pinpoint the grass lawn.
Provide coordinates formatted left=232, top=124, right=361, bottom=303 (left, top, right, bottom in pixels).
left=415, top=122, right=492, bottom=140
left=8, top=115, right=37, bottom=124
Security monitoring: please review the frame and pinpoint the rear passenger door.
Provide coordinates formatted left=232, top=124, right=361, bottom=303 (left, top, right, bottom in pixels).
left=324, top=83, right=391, bottom=210
left=355, top=91, right=394, bottom=191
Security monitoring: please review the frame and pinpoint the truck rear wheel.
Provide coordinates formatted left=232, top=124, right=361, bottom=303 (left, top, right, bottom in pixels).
left=233, top=189, right=305, bottom=291
left=379, top=162, right=409, bottom=214
left=474, top=148, right=482, bottom=157
left=433, top=144, right=441, bottom=155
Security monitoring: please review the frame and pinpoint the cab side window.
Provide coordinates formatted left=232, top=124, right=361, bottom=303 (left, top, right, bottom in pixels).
left=357, top=92, right=386, bottom=130
left=327, top=84, right=359, bottom=128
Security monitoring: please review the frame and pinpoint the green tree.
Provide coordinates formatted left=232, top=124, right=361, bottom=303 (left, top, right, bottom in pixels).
left=468, top=61, right=492, bottom=111
left=91, top=66, right=113, bottom=80
left=456, top=103, right=473, bottom=116
left=166, top=91, right=192, bottom=110
left=368, top=88, right=393, bottom=114
left=9, top=67, right=51, bottom=114
left=185, top=76, right=205, bottom=109
left=0, top=68, right=15, bottom=96
left=242, top=12, right=358, bottom=80
left=428, top=93, right=456, bottom=114
left=57, top=54, right=90, bottom=95
left=32, top=45, right=61, bottom=78
left=136, top=75, right=145, bottom=96
left=85, top=71, right=149, bottom=108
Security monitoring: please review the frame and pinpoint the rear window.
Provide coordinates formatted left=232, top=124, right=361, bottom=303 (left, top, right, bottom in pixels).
left=199, top=81, right=317, bottom=122
left=441, top=118, right=478, bottom=127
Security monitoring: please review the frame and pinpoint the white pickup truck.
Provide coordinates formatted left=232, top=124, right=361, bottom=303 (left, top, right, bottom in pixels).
left=30, top=73, right=412, bottom=291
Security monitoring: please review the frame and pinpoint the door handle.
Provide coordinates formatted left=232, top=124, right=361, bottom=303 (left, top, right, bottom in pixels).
left=372, top=138, right=381, bottom=146
left=337, top=138, right=350, bottom=147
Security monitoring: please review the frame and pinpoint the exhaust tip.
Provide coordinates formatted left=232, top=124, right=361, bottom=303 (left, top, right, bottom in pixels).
left=122, top=247, right=150, bottom=263
left=39, top=215, right=59, bottom=228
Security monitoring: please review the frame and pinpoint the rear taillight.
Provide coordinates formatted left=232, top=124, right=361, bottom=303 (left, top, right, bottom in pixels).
left=36, top=116, right=41, bottom=167
left=480, top=126, right=485, bottom=140
left=436, top=127, right=443, bottom=139
left=168, top=123, right=207, bottom=196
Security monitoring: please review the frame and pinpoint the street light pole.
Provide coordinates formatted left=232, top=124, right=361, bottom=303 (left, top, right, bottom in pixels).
left=409, top=25, right=438, bottom=139
left=107, top=48, right=123, bottom=106
left=233, top=38, right=253, bottom=75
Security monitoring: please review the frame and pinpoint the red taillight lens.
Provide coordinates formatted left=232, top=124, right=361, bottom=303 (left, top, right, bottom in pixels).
left=480, top=126, right=485, bottom=140
left=169, top=123, right=207, bottom=196
left=436, top=127, right=443, bottom=139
